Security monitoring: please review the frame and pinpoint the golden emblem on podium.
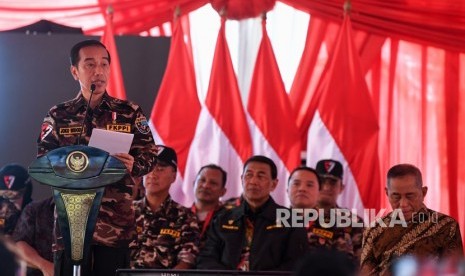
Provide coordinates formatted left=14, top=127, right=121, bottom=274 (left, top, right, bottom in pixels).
left=66, top=151, right=89, bottom=172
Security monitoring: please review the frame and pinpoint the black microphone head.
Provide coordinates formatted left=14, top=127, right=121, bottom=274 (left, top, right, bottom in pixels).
left=90, top=83, right=96, bottom=92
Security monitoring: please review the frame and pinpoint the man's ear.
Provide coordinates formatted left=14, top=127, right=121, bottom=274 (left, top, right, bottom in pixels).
left=270, top=179, right=278, bottom=192
left=422, top=186, right=428, bottom=198
left=220, top=187, right=227, bottom=197
left=170, top=170, right=177, bottom=184
left=70, top=65, right=78, bottom=80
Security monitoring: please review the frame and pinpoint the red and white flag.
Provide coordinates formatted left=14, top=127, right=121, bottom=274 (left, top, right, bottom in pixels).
left=183, top=17, right=252, bottom=205
left=149, top=17, right=201, bottom=204
left=101, top=12, right=126, bottom=100
left=306, top=15, right=381, bottom=216
left=247, top=19, right=301, bottom=207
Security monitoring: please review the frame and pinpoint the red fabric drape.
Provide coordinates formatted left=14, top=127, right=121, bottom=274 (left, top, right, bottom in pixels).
left=0, top=0, right=209, bottom=35
left=90, top=0, right=209, bottom=35
left=281, top=0, right=465, bottom=52
left=312, top=15, right=381, bottom=209
left=247, top=18, right=300, bottom=173
left=101, top=10, right=127, bottom=100
left=291, top=16, right=386, bottom=149
left=205, top=17, right=252, bottom=163
left=150, top=16, right=201, bottom=178
left=289, top=16, right=327, bottom=147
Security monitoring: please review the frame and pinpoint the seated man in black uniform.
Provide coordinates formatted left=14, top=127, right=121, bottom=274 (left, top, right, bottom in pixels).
left=197, top=155, right=308, bottom=271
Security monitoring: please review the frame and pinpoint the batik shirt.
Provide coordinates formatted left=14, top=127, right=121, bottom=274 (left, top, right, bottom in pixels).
left=12, top=197, right=54, bottom=276
left=361, top=207, right=464, bottom=276
left=37, top=92, right=157, bottom=248
left=306, top=205, right=363, bottom=264
left=130, top=196, right=200, bottom=268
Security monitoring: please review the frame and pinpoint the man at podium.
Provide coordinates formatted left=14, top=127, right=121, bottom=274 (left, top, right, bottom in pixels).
left=36, top=39, right=157, bottom=275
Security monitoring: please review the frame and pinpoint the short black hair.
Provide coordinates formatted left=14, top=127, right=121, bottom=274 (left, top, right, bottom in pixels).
left=197, top=164, right=227, bottom=188
left=243, top=155, right=277, bottom=180
left=288, top=166, right=322, bottom=190
left=387, top=163, right=423, bottom=188
left=70, top=39, right=111, bottom=66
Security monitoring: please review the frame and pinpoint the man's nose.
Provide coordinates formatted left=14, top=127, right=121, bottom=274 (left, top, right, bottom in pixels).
left=94, top=64, right=105, bottom=75
left=321, top=183, right=331, bottom=191
left=201, top=181, right=211, bottom=188
left=399, top=197, right=409, bottom=208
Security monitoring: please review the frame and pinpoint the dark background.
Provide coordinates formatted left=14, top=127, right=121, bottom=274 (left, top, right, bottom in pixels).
left=0, top=33, right=170, bottom=200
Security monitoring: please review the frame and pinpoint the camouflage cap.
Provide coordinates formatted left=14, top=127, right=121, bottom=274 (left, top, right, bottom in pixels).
left=0, top=164, right=31, bottom=191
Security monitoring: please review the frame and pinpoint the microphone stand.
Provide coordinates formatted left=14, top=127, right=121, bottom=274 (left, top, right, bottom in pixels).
left=74, top=83, right=96, bottom=276
left=76, top=84, right=96, bottom=145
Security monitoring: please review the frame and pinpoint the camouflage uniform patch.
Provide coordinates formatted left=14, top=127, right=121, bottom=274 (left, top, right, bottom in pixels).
left=135, top=115, right=150, bottom=134
left=37, top=92, right=157, bottom=249
left=129, top=196, right=200, bottom=269
left=306, top=206, right=363, bottom=265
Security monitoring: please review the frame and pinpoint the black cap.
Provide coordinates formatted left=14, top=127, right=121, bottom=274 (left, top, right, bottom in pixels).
left=155, top=145, right=177, bottom=169
left=0, top=164, right=31, bottom=191
left=316, top=159, right=343, bottom=180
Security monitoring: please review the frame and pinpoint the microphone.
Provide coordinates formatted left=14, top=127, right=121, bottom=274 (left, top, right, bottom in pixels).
left=76, top=84, right=96, bottom=145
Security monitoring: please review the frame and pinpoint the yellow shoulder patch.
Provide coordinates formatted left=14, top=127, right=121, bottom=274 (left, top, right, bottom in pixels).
left=59, top=126, right=83, bottom=135
left=159, top=228, right=181, bottom=238
left=266, top=224, right=284, bottom=230
left=221, top=224, right=239, bottom=230
left=106, top=124, right=131, bottom=133
left=312, top=228, right=334, bottom=239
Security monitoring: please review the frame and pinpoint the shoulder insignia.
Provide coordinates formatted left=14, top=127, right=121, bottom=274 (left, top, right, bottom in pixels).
left=135, top=116, right=150, bottom=134
left=40, top=123, right=53, bottom=140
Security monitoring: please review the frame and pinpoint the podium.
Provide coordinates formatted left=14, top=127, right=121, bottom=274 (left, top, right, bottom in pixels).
left=29, top=145, right=127, bottom=276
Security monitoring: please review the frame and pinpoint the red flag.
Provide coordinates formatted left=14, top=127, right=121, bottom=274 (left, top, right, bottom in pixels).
left=247, top=19, right=301, bottom=206
left=307, top=15, right=381, bottom=211
left=101, top=12, right=126, bottom=100
left=205, top=18, right=252, bottom=164
left=150, top=17, right=201, bottom=178
left=183, top=17, right=252, bottom=203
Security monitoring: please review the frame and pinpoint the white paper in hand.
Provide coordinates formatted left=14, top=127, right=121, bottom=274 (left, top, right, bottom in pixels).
left=88, top=128, right=134, bottom=155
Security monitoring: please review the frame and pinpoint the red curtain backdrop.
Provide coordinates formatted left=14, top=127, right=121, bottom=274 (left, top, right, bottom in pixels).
left=1, top=0, right=464, bottom=242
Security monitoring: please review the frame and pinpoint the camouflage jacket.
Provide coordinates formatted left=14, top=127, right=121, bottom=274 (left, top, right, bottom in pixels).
left=37, top=92, right=157, bottom=248
left=0, top=198, right=21, bottom=235
left=130, top=195, right=200, bottom=269
left=306, top=205, right=364, bottom=265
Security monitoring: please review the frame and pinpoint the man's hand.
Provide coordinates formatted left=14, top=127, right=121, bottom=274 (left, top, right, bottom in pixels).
left=113, top=153, right=134, bottom=173
left=39, top=260, right=54, bottom=276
